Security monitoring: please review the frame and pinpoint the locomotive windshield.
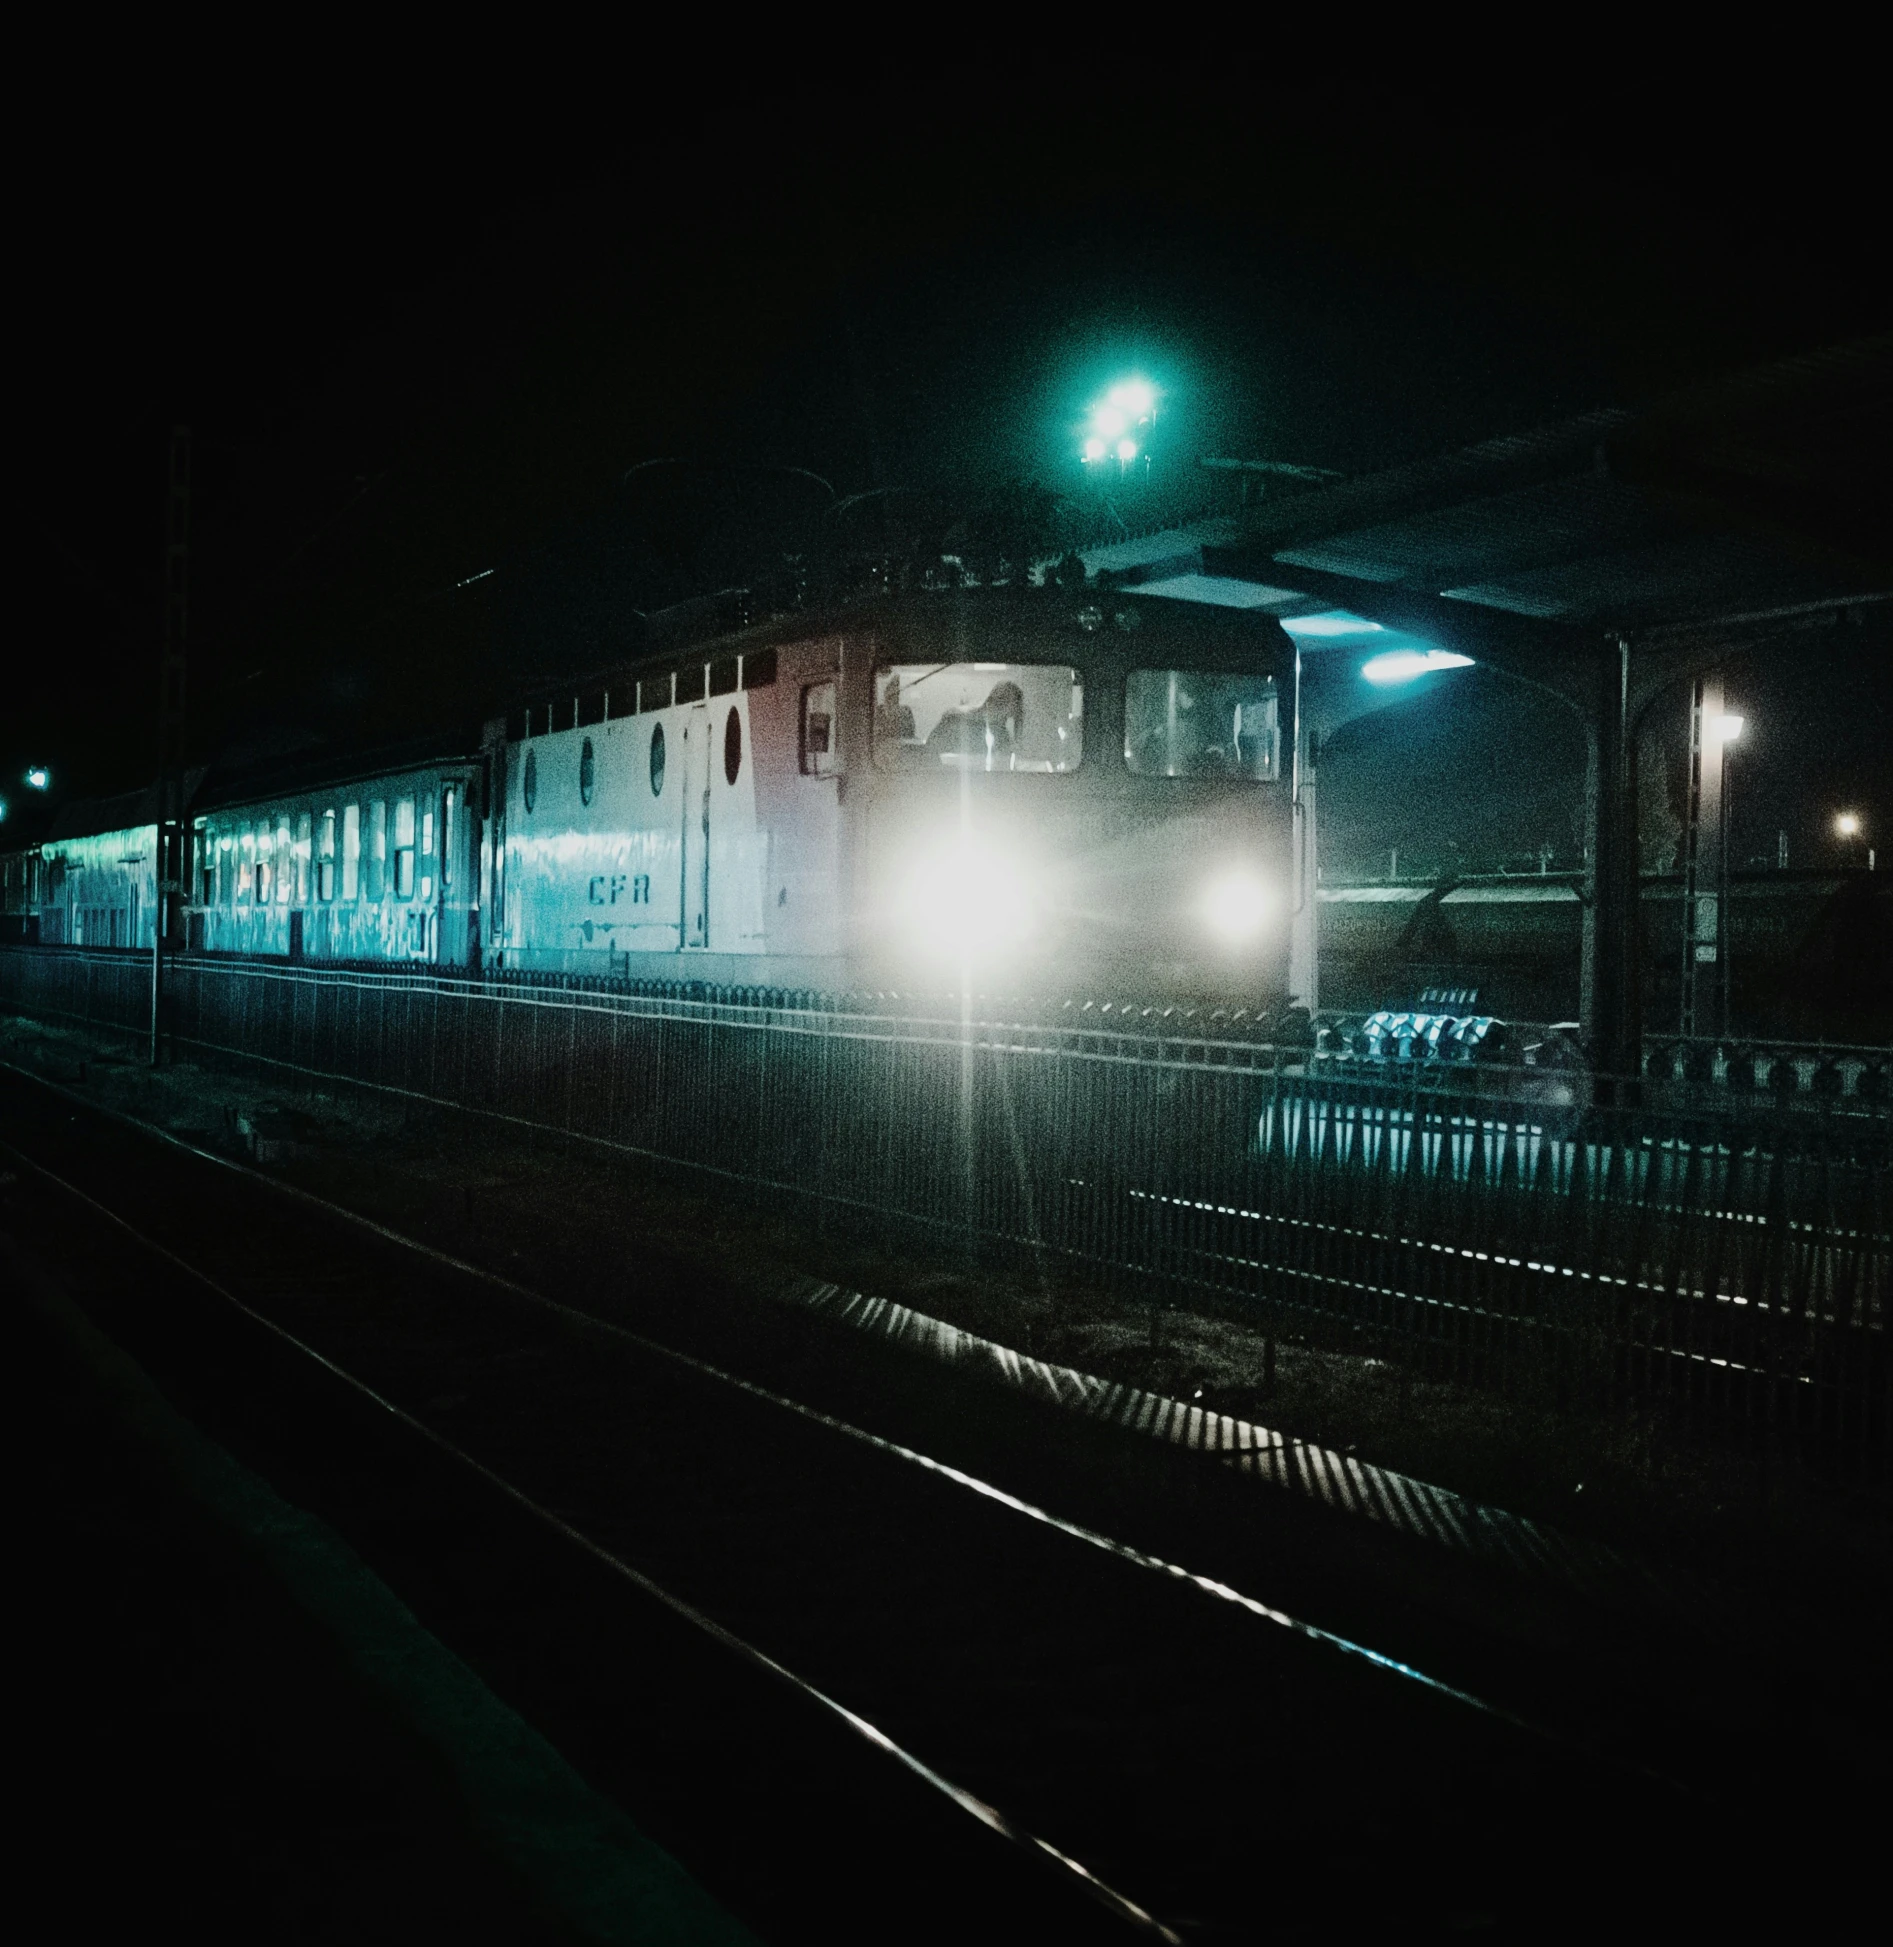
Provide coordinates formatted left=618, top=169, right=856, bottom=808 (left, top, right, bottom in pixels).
left=1124, top=669, right=1280, bottom=780
left=874, top=662, right=1083, bottom=773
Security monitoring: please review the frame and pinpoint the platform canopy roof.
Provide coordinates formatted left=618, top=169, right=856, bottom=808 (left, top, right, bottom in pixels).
left=1081, top=335, right=1893, bottom=664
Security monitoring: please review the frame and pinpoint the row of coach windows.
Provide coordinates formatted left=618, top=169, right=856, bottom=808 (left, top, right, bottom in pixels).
left=209, top=796, right=435, bottom=907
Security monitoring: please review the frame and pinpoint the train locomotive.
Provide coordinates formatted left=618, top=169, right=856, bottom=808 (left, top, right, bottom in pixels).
left=3, top=587, right=1301, bottom=1008
left=495, top=587, right=1295, bottom=1000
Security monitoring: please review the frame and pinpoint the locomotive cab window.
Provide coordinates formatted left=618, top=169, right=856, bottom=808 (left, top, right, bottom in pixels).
left=873, top=662, right=1082, bottom=773
left=1124, top=670, right=1280, bottom=781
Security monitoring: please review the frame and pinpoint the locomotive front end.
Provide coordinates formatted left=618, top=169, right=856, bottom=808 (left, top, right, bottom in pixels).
left=857, top=593, right=1296, bottom=1007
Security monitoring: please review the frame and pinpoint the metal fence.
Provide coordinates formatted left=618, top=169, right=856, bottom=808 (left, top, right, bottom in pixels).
left=5, top=945, right=1887, bottom=1480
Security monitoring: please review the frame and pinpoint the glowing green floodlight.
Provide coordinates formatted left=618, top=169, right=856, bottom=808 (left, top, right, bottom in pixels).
left=1080, top=375, right=1161, bottom=466
left=25, top=766, right=50, bottom=790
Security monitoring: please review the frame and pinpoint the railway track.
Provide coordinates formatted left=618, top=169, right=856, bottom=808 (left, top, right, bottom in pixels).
left=0, top=1066, right=1881, bottom=1940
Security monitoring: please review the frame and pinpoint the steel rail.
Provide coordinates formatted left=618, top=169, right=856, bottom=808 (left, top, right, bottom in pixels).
left=1124, top=1185, right=1887, bottom=1338
left=0, top=1128, right=1182, bottom=1945
left=0, top=1060, right=1666, bottom=1791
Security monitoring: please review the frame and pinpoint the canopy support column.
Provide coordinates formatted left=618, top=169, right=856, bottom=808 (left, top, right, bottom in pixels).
left=1580, top=635, right=1641, bottom=1105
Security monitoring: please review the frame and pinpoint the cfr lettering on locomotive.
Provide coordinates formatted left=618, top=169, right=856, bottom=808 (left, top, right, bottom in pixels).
left=587, top=874, right=651, bottom=906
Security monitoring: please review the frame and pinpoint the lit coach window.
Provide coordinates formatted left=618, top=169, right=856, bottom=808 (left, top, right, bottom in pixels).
left=393, top=798, right=416, bottom=898
left=368, top=801, right=387, bottom=901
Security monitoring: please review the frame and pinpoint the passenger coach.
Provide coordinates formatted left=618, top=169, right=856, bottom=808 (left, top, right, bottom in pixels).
left=189, top=749, right=484, bottom=965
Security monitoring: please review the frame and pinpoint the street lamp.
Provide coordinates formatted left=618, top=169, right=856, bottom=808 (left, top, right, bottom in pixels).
left=25, top=766, right=50, bottom=790
left=1835, top=810, right=1870, bottom=868
left=1277, top=622, right=1479, bottom=1010
left=1679, top=694, right=1744, bottom=1039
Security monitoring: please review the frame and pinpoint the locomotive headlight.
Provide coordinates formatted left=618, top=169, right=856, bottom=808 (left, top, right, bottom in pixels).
left=895, top=838, right=1036, bottom=961
left=1201, top=868, right=1272, bottom=945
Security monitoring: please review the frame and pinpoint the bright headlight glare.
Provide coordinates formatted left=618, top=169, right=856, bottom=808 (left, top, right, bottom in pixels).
left=896, top=840, right=1036, bottom=959
left=1202, top=870, right=1271, bottom=944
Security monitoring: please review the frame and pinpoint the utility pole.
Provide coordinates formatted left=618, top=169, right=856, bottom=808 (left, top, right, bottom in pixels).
left=151, top=426, right=189, bottom=1066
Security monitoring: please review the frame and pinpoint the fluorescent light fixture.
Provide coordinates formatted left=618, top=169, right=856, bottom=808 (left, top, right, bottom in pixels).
left=1278, top=612, right=1385, bottom=639
left=1360, top=648, right=1475, bottom=686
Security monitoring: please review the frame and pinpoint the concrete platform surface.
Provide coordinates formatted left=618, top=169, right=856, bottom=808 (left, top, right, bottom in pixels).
left=8, top=1235, right=751, bottom=1945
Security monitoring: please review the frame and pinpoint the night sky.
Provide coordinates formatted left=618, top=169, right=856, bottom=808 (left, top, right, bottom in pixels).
left=15, top=101, right=1891, bottom=865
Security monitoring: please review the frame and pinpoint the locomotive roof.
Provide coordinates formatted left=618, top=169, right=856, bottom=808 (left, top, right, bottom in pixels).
left=505, top=583, right=1293, bottom=711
